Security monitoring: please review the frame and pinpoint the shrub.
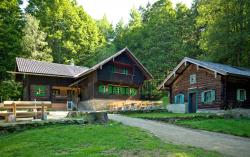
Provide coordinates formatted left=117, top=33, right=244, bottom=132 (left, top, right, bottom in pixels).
left=0, top=80, right=22, bottom=102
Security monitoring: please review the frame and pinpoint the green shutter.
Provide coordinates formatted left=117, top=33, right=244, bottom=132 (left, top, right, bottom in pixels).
left=211, top=90, right=215, bottom=101
left=34, top=85, right=46, bottom=97
left=121, top=87, right=125, bottom=95
left=201, top=92, right=205, bottom=102
left=113, top=86, right=116, bottom=94
left=125, top=68, right=128, bottom=75
left=125, top=87, right=128, bottom=95
left=181, top=94, right=184, bottom=104
left=99, top=85, right=104, bottom=93
left=134, top=89, right=137, bottom=96
left=237, top=89, right=240, bottom=101
left=108, top=85, right=112, bottom=94
left=174, top=95, right=177, bottom=104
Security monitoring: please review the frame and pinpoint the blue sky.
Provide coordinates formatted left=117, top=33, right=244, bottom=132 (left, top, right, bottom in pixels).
left=21, top=0, right=193, bottom=25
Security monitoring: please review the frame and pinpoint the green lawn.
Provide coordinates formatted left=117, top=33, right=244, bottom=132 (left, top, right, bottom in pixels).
left=122, top=111, right=250, bottom=137
left=176, top=118, right=250, bottom=137
left=123, top=111, right=208, bottom=119
left=0, top=122, right=221, bottom=157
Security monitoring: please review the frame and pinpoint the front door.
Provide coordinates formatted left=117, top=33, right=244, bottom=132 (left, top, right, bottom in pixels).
left=188, top=92, right=197, bottom=113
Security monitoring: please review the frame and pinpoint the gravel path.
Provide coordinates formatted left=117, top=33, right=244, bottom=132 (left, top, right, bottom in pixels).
left=109, top=114, right=250, bottom=157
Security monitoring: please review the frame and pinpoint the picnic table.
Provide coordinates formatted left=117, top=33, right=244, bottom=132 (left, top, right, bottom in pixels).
left=0, top=101, right=51, bottom=122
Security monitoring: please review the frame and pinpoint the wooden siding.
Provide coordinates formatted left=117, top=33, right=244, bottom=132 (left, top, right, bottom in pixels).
left=170, top=64, right=224, bottom=109
left=78, top=72, right=97, bottom=101
left=97, top=53, right=145, bottom=86
left=225, top=76, right=250, bottom=108
left=20, top=75, right=76, bottom=102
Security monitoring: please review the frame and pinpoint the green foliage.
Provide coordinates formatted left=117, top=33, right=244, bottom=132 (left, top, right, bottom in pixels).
left=141, top=79, right=164, bottom=100
left=0, top=0, right=23, bottom=81
left=0, top=80, right=22, bottom=101
left=26, top=0, right=105, bottom=66
left=196, top=0, right=250, bottom=67
left=113, top=0, right=200, bottom=79
left=21, top=14, right=53, bottom=62
left=96, top=15, right=115, bottom=42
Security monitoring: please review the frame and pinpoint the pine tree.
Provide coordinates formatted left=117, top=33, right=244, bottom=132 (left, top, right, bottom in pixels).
left=21, top=14, right=53, bottom=62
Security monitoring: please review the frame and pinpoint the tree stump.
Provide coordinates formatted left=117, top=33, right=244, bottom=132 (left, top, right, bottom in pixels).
left=86, top=112, right=108, bottom=123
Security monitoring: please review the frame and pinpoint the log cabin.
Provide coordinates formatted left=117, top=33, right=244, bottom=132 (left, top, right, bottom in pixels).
left=158, top=57, right=250, bottom=113
left=10, top=48, right=153, bottom=110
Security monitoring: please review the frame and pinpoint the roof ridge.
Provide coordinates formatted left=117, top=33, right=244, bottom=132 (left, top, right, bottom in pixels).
left=187, top=57, right=250, bottom=72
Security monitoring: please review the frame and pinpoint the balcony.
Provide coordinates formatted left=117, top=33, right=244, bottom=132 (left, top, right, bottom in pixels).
left=112, top=73, right=134, bottom=84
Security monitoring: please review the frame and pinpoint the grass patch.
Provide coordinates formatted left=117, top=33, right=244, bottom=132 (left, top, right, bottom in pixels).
left=0, top=122, right=221, bottom=157
left=123, top=111, right=210, bottom=119
left=176, top=118, right=250, bottom=137
left=122, top=111, right=250, bottom=137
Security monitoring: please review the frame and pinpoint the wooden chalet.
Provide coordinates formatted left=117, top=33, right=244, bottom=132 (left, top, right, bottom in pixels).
left=158, top=57, right=250, bottom=112
left=10, top=48, right=153, bottom=110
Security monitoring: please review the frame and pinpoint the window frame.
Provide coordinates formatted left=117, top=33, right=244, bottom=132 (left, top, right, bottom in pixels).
left=34, top=85, right=46, bottom=97
left=201, top=90, right=215, bottom=104
left=175, top=94, right=184, bottom=104
left=189, top=74, right=197, bottom=84
left=237, top=89, right=246, bottom=102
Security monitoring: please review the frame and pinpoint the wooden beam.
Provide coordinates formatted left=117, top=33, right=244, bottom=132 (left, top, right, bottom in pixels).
left=197, top=65, right=199, bottom=71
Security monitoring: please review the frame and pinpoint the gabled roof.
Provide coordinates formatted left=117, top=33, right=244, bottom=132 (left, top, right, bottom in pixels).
left=158, top=57, right=250, bottom=89
left=15, top=58, right=89, bottom=78
left=75, top=48, right=153, bottom=79
left=13, top=48, right=153, bottom=79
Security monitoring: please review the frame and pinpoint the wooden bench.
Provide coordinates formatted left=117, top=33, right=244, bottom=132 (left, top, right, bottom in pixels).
left=0, top=101, right=51, bottom=122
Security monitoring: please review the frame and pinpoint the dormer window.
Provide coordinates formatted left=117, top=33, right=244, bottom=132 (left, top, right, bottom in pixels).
left=190, top=74, right=196, bottom=84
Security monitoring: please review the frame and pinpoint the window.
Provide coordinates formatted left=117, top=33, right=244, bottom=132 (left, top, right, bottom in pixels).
left=123, top=68, right=129, bottom=75
left=237, top=89, right=246, bottom=101
left=129, top=88, right=137, bottom=96
left=190, top=74, right=196, bottom=84
left=34, top=85, right=46, bottom=97
left=175, top=94, right=184, bottom=104
left=201, top=90, right=215, bottom=103
left=52, top=89, right=60, bottom=96
left=99, top=84, right=137, bottom=96
left=98, top=85, right=109, bottom=94
left=67, top=90, right=75, bottom=96
left=112, top=64, right=131, bottom=75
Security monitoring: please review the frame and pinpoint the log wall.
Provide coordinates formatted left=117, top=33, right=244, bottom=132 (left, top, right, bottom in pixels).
left=170, top=64, right=224, bottom=109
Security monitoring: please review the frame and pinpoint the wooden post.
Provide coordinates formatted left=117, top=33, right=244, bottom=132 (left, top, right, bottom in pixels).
left=13, top=103, right=16, bottom=117
left=41, top=103, right=45, bottom=120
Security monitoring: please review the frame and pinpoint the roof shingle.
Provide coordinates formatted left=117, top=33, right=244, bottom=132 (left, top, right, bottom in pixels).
left=16, top=58, right=89, bottom=77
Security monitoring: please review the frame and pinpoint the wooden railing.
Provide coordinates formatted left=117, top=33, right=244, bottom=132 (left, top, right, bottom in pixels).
left=112, top=73, right=133, bottom=83
left=0, top=101, right=51, bottom=122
